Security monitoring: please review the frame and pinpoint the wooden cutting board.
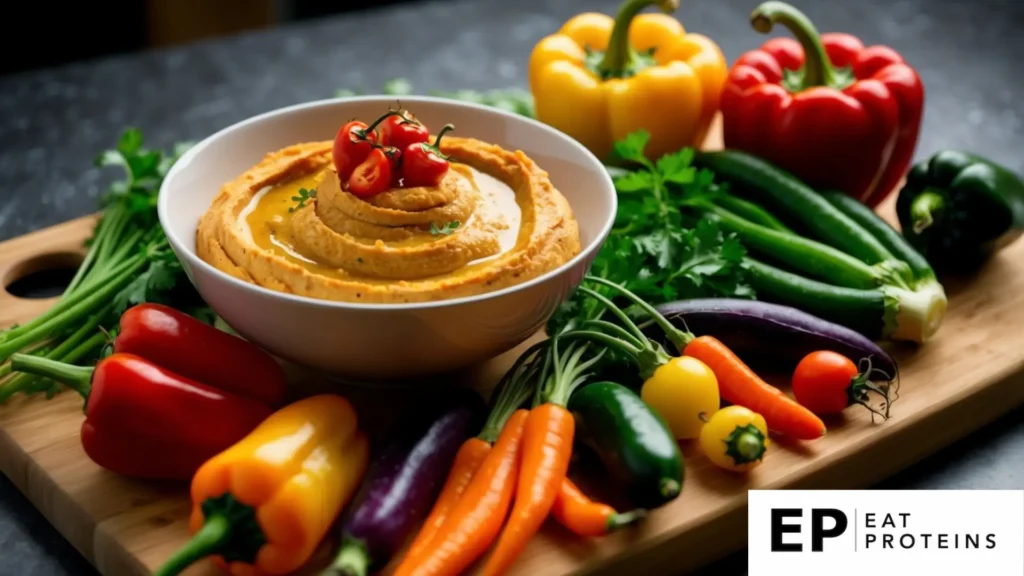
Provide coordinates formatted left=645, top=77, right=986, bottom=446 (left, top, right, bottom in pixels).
left=3, top=121, right=1024, bottom=576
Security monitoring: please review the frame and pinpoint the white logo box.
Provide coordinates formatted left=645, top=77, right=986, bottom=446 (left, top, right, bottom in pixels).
left=748, top=490, right=1024, bottom=576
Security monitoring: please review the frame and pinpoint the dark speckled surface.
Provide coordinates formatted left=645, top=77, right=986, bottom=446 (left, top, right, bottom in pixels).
left=0, top=0, right=1022, bottom=574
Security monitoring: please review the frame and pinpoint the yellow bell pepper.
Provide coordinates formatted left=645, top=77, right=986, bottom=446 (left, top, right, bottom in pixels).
left=154, top=394, right=370, bottom=576
left=529, top=0, right=727, bottom=162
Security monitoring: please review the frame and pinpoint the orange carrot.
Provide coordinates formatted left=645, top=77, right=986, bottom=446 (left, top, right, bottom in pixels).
left=551, top=478, right=646, bottom=537
left=684, top=335, right=826, bottom=439
left=394, top=409, right=529, bottom=576
left=480, top=404, right=573, bottom=576
left=480, top=338, right=603, bottom=576
left=402, top=437, right=492, bottom=563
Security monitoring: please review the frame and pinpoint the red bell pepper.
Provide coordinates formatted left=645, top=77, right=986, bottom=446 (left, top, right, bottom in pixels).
left=114, top=303, right=288, bottom=407
left=10, top=352, right=273, bottom=480
left=720, top=1, right=924, bottom=207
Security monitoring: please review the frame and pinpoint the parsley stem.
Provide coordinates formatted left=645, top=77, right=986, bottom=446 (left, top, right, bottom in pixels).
left=0, top=307, right=110, bottom=404
left=581, top=320, right=644, bottom=350
left=0, top=255, right=144, bottom=363
left=3, top=222, right=142, bottom=347
left=576, top=286, right=646, bottom=343
left=73, top=205, right=130, bottom=295
left=541, top=340, right=602, bottom=407
left=479, top=339, right=548, bottom=443
left=585, top=276, right=693, bottom=350
left=64, top=210, right=117, bottom=297
left=2, top=242, right=144, bottom=345
left=560, top=330, right=641, bottom=360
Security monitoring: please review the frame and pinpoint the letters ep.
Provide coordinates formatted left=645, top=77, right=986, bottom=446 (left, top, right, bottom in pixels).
left=771, top=508, right=848, bottom=552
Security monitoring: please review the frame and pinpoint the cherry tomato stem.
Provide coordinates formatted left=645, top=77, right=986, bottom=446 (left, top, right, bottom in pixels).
left=380, top=109, right=431, bottom=151
left=401, top=124, right=455, bottom=188
left=791, top=351, right=895, bottom=420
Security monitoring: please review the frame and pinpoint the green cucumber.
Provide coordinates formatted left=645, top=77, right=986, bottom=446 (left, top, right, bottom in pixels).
left=819, top=189, right=936, bottom=282
left=695, top=150, right=896, bottom=266
left=744, top=258, right=889, bottom=339
left=703, top=203, right=884, bottom=289
left=569, top=381, right=683, bottom=509
left=714, top=193, right=794, bottom=234
left=745, top=258, right=944, bottom=343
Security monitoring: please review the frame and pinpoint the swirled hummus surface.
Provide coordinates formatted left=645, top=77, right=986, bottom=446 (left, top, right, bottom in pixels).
left=196, top=137, right=581, bottom=303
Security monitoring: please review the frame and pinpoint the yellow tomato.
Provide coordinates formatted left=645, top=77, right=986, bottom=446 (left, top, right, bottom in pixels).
left=641, top=356, right=720, bottom=440
left=699, top=405, right=769, bottom=473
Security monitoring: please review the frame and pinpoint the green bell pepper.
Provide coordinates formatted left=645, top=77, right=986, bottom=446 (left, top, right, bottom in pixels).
left=896, top=150, right=1024, bottom=273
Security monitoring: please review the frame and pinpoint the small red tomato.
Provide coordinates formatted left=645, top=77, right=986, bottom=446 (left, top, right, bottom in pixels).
left=381, top=145, right=402, bottom=171
left=347, top=148, right=392, bottom=198
left=379, top=110, right=430, bottom=151
left=792, top=351, right=892, bottom=418
left=402, top=124, right=455, bottom=188
left=381, top=146, right=404, bottom=187
left=332, top=120, right=376, bottom=181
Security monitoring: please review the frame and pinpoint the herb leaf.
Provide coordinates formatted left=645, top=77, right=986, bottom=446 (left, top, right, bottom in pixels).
left=549, top=134, right=752, bottom=335
left=289, top=188, right=317, bottom=212
left=430, top=220, right=462, bottom=236
left=612, top=130, right=652, bottom=165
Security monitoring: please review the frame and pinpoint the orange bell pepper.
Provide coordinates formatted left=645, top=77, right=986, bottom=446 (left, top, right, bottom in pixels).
left=154, top=394, right=370, bottom=576
left=529, top=0, right=727, bottom=162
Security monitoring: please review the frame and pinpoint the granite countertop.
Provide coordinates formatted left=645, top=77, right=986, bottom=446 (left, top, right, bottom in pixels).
left=0, top=0, right=1022, bottom=574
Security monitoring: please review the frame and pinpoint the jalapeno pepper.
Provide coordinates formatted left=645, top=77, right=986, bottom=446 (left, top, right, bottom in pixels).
left=896, top=150, right=1024, bottom=273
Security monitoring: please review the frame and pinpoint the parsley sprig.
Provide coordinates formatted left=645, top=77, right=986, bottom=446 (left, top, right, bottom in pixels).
left=289, top=187, right=317, bottom=212
left=0, top=128, right=211, bottom=402
left=430, top=220, right=462, bottom=236
left=549, top=130, right=752, bottom=334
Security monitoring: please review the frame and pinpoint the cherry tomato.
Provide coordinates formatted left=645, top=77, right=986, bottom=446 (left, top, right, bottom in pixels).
left=402, top=124, right=455, bottom=188
left=379, top=110, right=430, bottom=151
left=332, top=120, right=376, bottom=181
left=347, top=148, right=392, bottom=198
left=382, top=146, right=403, bottom=186
left=792, top=350, right=868, bottom=416
left=641, top=355, right=720, bottom=440
left=699, top=405, right=769, bottom=473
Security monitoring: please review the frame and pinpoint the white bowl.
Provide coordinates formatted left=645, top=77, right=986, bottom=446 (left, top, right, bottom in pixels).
left=158, top=96, right=615, bottom=381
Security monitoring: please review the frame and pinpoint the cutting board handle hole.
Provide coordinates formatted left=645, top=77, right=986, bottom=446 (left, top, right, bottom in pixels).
left=4, top=252, right=84, bottom=300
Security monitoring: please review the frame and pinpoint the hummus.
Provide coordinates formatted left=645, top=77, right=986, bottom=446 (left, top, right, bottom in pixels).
left=196, top=137, right=581, bottom=303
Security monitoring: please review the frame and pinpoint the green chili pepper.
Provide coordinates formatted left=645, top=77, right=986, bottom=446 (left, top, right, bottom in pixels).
left=896, top=151, right=1024, bottom=273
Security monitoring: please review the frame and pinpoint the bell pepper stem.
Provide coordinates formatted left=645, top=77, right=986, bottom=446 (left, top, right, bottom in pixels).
left=153, top=514, right=232, bottom=576
left=360, top=109, right=405, bottom=137
left=910, top=189, right=946, bottom=234
left=599, top=0, right=680, bottom=77
left=324, top=537, right=370, bottom=576
left=751, top=1, right=837, bottom=89
left=725, top=424, right=767, bottom=464
left=9, top=354, right=94, bottom=400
